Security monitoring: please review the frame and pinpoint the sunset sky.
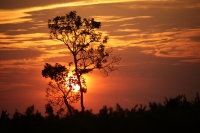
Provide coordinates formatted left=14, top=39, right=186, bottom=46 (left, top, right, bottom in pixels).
left=0, top=0, right=200, bottom=115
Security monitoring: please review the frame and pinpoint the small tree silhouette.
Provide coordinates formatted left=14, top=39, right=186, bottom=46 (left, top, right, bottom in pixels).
left=47, top=11, right=120, bottom=112
left=0, top=110, right=9, bottom=119
left=25, top=105, right=35, bottom=117
left=45, top=103, right=54, bottom=117
left=42, top=63, right=86, bottom=115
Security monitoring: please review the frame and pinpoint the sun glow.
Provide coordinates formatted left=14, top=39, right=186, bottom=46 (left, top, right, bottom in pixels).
left=72, top=84, right=81, bottom=92
left=65, top=72, right=80, bottom=92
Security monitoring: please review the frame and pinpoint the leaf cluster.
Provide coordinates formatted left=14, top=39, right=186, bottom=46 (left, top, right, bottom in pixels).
left=48, top=11, right=121, bottom=77
left=42, top=63, right=82, bottom=114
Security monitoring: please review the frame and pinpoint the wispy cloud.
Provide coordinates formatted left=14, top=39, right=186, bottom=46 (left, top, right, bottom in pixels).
left=127, top=0, right=200, bottom=9
left=115, top=29, right=140, bottom=32
left=0, top=0, right=155, bottom=24
left=92, top=16, right=152, bottom=23
left=180, top=59, right=200, bottom=63
left=0, top=10, right=32, bottom=24
left=107, top=27, right=200, bottom=63
left=0, top=33, right=56, bottom=48
left=154, top=28, right=200, bottom=59
left=120, top=24, right=136, bottom=26
left=8, top=29, right=27, bottom=32
left=0, top=83, right=33, bottom=92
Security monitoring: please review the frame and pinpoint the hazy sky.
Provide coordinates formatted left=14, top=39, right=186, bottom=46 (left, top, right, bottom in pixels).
left=0, top=0, right=200, bottom=115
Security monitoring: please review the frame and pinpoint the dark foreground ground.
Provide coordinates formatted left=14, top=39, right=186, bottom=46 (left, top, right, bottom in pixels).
left=1, top=93, right=200, bottom=133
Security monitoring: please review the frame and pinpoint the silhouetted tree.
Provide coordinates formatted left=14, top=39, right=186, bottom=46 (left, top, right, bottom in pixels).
left=164, top=95, right=187, bottom=109
left=0, top=110, right=9, bottom=119
left=45, top=103, right=54, bottom=117
left=47, top=11, right=121, bottom=112
left=25, top=105, right=35, bottom=117
left=13, top=109, right=22, bottom=119
left=42, top=63, right=86, bottom=115
left=192, top=92, right=200, bottom=105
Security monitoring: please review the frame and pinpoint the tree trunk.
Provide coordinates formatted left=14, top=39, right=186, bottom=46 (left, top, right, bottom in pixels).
left=80, top=87, right=85, bottom=112
left=64, top=96, right=72, bottom=115
left=73, top=54, right=85, bottom=113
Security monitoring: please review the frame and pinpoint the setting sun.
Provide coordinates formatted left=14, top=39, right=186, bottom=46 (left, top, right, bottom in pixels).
left=72, top=84, right=81, bottom=92
left=65, top=72, right=80, bottom=92
left=65, top=72, right=91, bottom=93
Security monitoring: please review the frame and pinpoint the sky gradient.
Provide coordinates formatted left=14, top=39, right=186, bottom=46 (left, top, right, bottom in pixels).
left=0, top=0, right=200, bottom=115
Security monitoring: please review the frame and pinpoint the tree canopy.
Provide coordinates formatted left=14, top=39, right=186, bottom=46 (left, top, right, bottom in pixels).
left=42, top=63, right=86, bottom=115
left=45, top=11, right=120, bottom=112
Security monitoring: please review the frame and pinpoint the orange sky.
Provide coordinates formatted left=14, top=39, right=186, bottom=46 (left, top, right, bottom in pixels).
left=0, top=0, right=200, bottom=115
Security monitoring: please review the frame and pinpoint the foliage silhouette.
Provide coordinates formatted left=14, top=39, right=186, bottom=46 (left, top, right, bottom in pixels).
left=45, top=103, right=54, bottom=117
left=25, top=105, right=35, bottom=117
left=13, top=109, right=22, bottom=119
left=0, top=110, right=9, bottom=119
left=0, top=93, right=200, bottom=133
left=42, top=63, right=85, bottom=115
left=47, top=11, right=121, bottom=112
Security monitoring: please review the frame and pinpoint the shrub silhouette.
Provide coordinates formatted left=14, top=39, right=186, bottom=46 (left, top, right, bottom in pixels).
left=45, top=103, right=54, bottom=117
left=0, top=110, right=9, bottom=119
left=1, top=93, right=200, bottom=133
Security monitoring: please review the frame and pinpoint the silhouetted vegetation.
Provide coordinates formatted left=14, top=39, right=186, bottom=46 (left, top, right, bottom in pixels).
left=42, top=63, right=82, bottom=115
left=1, top=93, right=200, bottom=133
left=46, top=11, right=121, bottom=112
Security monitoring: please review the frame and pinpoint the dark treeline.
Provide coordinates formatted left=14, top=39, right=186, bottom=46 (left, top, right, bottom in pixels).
left=1, top=93, right=200, bottom=133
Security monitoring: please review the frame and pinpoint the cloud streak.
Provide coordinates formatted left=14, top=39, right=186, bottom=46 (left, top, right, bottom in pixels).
left=0, top=0, right=138, bottom=24
left=0, top=0, right=172, bottom=24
